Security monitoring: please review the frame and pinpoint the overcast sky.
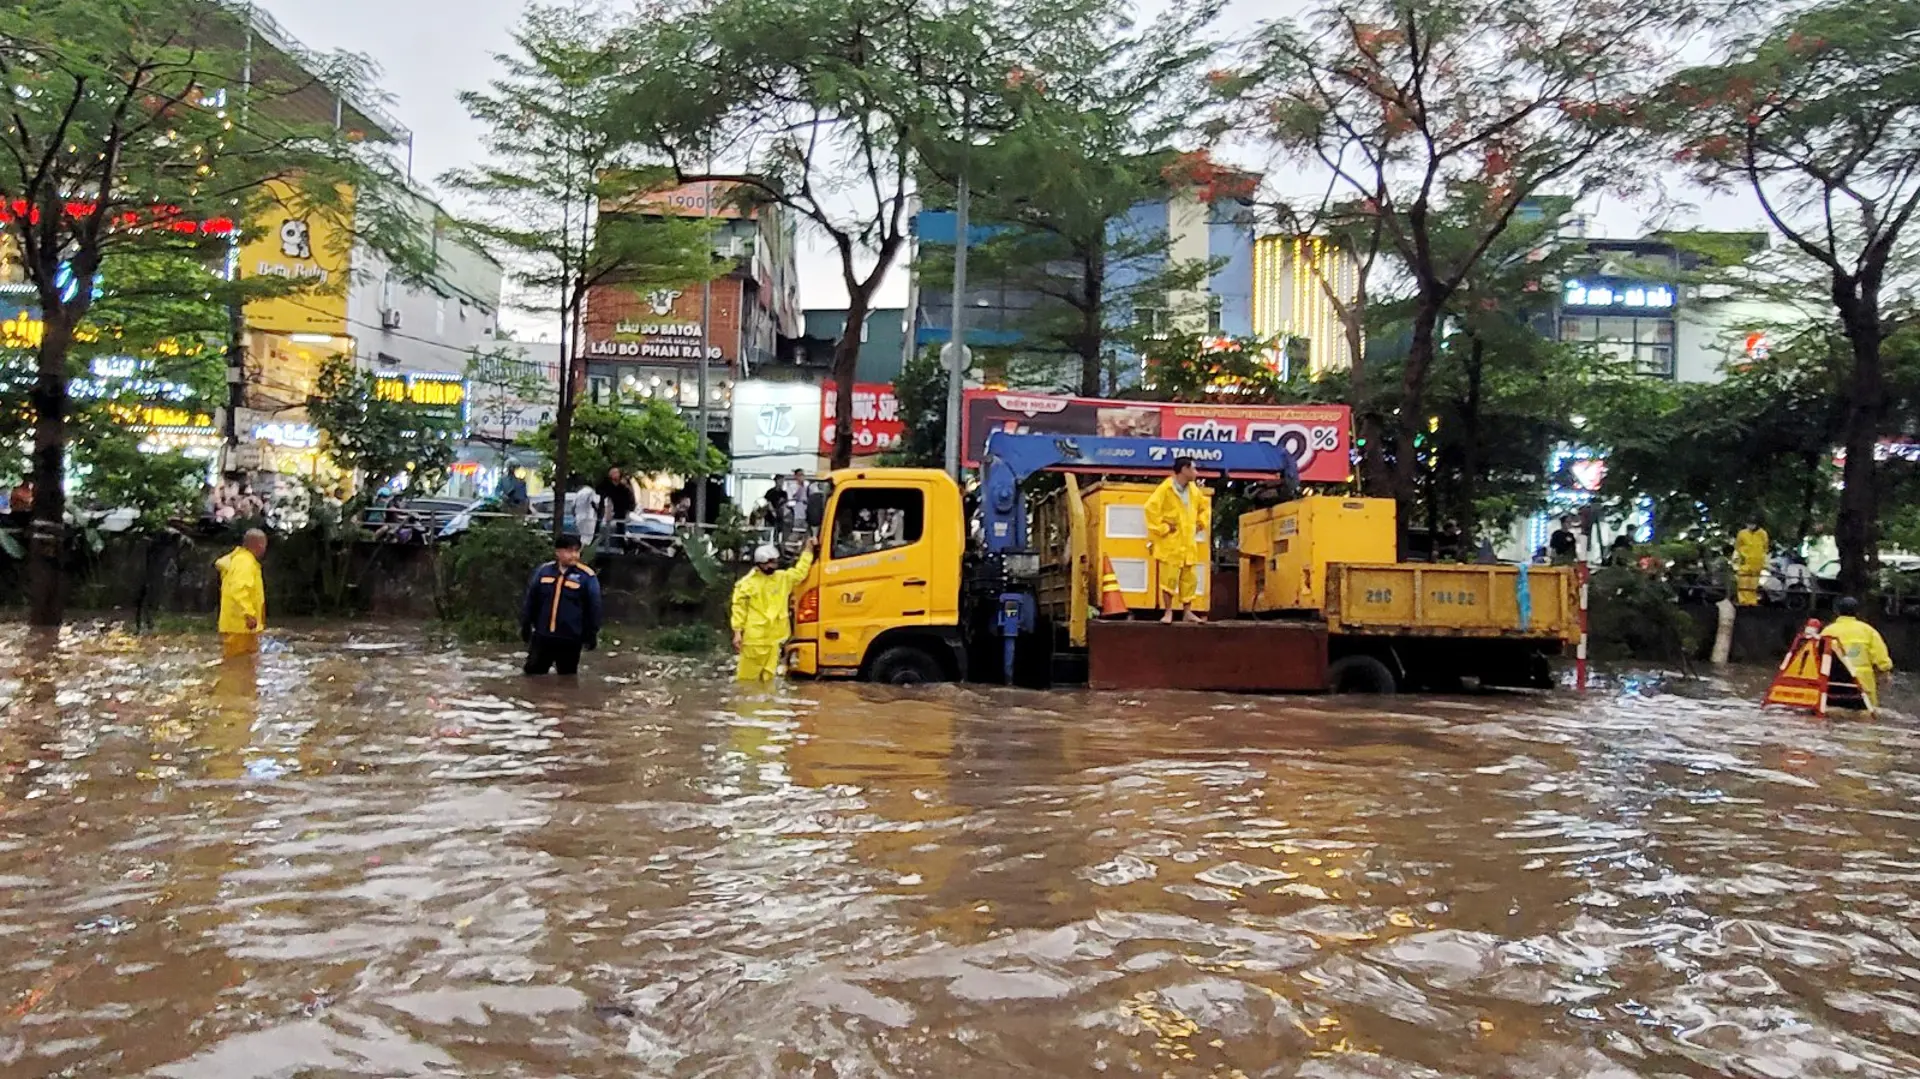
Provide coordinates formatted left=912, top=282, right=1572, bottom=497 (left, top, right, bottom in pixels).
left=260, top=0, right=1759, bottom=339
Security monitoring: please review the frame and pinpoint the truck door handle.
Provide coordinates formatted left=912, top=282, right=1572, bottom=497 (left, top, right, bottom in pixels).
left=903, top=577, right=927, bottom=586
left=824, top=630, right=840, bottom=640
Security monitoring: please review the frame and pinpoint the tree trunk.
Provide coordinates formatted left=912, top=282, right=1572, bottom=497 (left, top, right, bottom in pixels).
left=1456, top=334, right=1485, bottom=549
left=26, top=315, right=73, bottom=627
left=1835, top=318, right=1884, bottom=595
left=830, top=288, right=873, bottom=470
left=549, top=296, right=580, bottom=542
left=1393, top=292, right=1445, bottom=544
left=1079, top=248, right=1105, bottom=397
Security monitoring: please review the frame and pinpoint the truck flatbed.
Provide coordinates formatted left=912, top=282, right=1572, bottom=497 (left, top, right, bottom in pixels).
left=1087, top=619, right=1330, bottom=693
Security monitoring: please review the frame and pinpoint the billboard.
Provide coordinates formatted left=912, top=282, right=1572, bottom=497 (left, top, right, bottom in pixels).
left=820, top=383, right=904, bottom=456
left=961, top=390, right=1351, bottom=483
left=242, top=179, right=352, bottom=336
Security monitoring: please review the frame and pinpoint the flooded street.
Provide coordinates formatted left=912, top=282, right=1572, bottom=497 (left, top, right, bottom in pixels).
left=3, top=629, right=1919, bottom=1078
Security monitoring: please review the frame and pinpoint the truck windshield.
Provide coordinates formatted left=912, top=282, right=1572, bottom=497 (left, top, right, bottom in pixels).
left=831, top=488, right=925, bottom=559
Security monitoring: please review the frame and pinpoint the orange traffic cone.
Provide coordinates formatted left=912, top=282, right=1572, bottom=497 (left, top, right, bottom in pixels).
left=1098, top=557, right=1129, bottom=618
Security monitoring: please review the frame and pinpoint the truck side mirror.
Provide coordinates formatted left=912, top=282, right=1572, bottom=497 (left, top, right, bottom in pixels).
left=806, top=491, right=826, bottom=529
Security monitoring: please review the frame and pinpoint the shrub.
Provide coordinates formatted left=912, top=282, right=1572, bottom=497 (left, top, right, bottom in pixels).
left=437, top=519, right=553, bottom=638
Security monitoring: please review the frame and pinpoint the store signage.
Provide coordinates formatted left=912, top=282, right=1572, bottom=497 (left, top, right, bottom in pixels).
left=241, top=178, right=352, bottom=335
left=820, top=383, right=904, bottom=456
left=960, top=390, right=1352, bottom=484
left=589, top=319, right=723, bottom=361
left=253, top=422, right=320, bottom=448
left=374, top=371, right=467, bottom=430
left=113, top=403, right=214, bottom=430
left=1561, top=278, right=1676, bottom=312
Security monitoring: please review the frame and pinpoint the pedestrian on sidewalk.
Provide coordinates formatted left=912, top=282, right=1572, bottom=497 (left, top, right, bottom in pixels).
left=519, top=534, right=602, bottom=676
left=216, top=528, right=268, bottom=657
left=569, top=475, right=602, bottom=548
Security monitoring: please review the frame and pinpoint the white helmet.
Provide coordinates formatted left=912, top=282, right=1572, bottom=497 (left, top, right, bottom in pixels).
left=753, top=544, right=780, bottom=564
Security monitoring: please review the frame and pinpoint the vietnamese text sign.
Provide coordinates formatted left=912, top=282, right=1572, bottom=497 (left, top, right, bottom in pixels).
left=820, top=383, right=904, bottom=456
left=242, top=178, right=353, bottom=335
left=961, top=391, right=1351, bottom=483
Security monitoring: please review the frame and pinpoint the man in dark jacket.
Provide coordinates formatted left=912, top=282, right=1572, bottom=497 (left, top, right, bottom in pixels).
left=519, top=534, right=602, bottom=676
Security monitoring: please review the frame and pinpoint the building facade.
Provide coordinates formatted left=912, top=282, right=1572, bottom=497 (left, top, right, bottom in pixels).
left=908, top=178, right=1262, bottom=393
left=1251, top=234, right=1360, bottom=376
left=578, top=181, right=803, bottom=444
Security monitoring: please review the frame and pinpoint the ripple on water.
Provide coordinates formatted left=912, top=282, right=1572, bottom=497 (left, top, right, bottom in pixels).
left=3, top=628, right=1920, bottom=1077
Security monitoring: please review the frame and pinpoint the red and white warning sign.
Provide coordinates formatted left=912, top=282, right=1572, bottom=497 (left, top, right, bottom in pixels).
left=1762, top=619, right=1833, bottom=716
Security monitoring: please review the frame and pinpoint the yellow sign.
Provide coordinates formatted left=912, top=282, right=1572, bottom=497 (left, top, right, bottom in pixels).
left=2, top=311, right=101, bottom=349
left=242, top=178, right=353, bottom=335
left=375, top=375, right=465, bottom=407
left=109, top=403, right=215, bottom=429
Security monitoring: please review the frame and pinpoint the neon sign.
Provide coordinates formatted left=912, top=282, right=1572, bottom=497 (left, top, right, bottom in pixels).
left=1562, top=279, right=1676, bottom=312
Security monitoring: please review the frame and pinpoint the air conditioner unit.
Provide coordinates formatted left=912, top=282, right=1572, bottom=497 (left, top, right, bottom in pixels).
left=380, top=307, right=403, bottom=330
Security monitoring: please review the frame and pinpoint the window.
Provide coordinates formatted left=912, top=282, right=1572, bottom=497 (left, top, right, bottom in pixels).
left=1207, top=297, right=1224, bottom=334
left=1560, top=315, right=1675, bottom=378
left=831, top=487, right=925, bottom=559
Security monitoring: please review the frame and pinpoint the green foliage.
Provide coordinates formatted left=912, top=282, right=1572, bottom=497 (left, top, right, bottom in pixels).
left=647, top=624, right=720, bottom=655
left=1241, top=0, right=1694, bottom=502
left=613, top=0, right=1124, bottom=462
left=517, top=400, right=721, bottom=485
left=1660, top=0, right=1920, bottom=591
left=309, top=355, right=459, bottom=498
left=881, top=346, right=951, bottom=469
left=911, top=1, right=1228, bottom=396
left=71, top=430, right=204, bottom=530
left=1581, top=332, right=1843, bottom=545
left=0, top=0, right=428, bottom=624
left=1587, top=565, right=1699, bottom=663
left=435, top=519, right=553, bottom=639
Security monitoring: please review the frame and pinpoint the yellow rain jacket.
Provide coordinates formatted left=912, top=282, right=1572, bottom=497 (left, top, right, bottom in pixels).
left=216, top=546, right=265, bottom=636
left=731, top=549, right=814, bottom=681
left=1144, top=477, right=1205, bottom=606
left=1822, top=615, right=1893, bottom=709
left=1733, top=526, right=1769, bottom=607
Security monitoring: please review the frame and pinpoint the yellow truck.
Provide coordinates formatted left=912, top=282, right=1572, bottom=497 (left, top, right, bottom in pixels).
left=785, top=445, right=1578, bottom=693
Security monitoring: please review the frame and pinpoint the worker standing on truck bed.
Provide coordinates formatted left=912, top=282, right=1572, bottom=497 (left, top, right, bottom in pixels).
left=732, top=538, right=816, bottom=682
left=1145, top=455, right=1205, bottom=625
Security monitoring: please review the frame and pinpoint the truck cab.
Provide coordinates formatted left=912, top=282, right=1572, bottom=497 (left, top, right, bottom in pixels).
left=785, top=467, right=968, bottom=683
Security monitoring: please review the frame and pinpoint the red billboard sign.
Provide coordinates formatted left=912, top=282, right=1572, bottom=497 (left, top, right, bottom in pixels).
left=961, top=390, right=1351, bottom=483
left=821, top=383, right=904, bottom=456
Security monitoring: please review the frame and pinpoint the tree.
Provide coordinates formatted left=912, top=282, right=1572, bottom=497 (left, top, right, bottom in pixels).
left=71, top=427, right=203, bottom=528
left=516, top=400, right=722, bottom=488
left=912, top=1, right=1229, bottom=395
left=1243, top=0, right=1690, bottom=523
left=617, top=0, right=1092, bottom=466
left=882, top=346, right=951, bottom=468
left=308, top=355, right=458, bottom=500
left=1663, top=0, right=1920, bottom=592
left=0, top=0, right=423, bottom=625
left=1580, top=334, right=1844, bottom=545
left=445, top=0, right=721, bottom=540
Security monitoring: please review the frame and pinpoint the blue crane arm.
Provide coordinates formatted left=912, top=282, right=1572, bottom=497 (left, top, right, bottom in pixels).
left=984, top=432, right=1299, bottom=485
left=978, top=432, right=1300, bottom=554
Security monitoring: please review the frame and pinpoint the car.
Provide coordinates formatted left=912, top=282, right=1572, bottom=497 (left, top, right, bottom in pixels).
left=439, top=493, right=680, bottom=554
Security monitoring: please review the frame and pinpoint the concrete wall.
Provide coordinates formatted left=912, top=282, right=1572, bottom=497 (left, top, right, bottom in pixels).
left=7, top=538, right=728, bottom=628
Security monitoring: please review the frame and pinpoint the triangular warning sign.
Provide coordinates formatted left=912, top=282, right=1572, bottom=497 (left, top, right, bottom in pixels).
left=1762, top=618, right=1831, bottom=716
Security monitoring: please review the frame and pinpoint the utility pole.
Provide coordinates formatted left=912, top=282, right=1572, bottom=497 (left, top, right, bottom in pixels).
left=694, top=158, right=714, bottom=526
left=941, top=168, right=970, bottom=478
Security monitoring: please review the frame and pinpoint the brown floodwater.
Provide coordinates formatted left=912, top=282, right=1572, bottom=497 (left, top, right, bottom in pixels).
left=2, top=626, right=1918, bottom=1078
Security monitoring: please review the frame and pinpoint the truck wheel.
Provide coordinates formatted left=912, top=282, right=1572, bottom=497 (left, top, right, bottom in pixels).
left=870, top=646, right=943, bottom=686
left=1329, top=654, right=1397, bottom=695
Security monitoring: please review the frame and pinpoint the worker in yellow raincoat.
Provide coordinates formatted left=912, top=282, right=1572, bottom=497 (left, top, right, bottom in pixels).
left=1143, top=455, right=1205, bottom=624
left=215, top=528, right=268, bottom=657
left=731, top=538, right=816, bottom=682
left=1822, top=596, right=1894, bottom=711
left=1733, top=519, right=1769, bottom=606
